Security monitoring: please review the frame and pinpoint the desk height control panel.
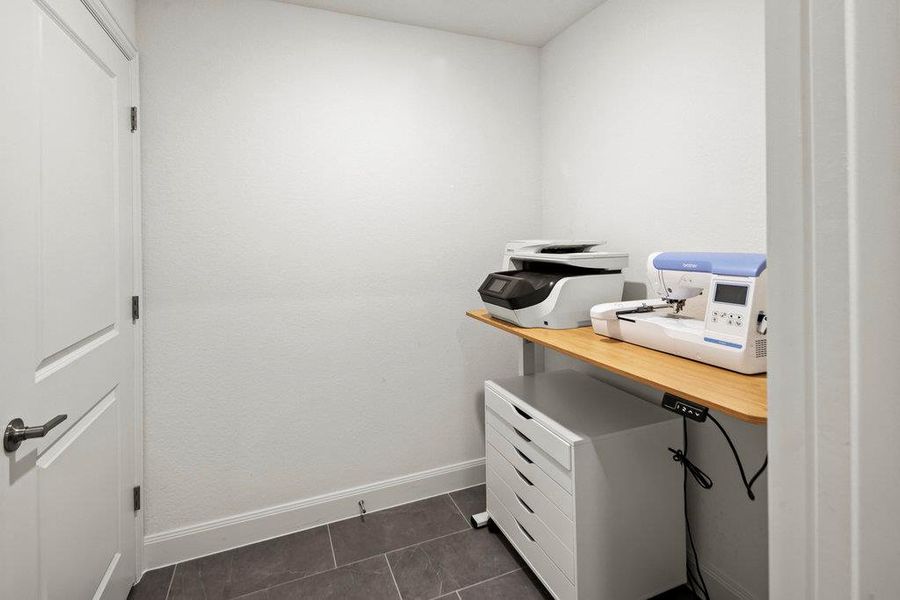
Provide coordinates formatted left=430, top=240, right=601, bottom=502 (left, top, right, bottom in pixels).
left=662, top=393, right=709, bottom=423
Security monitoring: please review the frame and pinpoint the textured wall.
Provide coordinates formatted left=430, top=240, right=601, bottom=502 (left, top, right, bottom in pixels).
left=138, top=0, right=540, bottom=536
left=540, top=0, right=768, bottom=597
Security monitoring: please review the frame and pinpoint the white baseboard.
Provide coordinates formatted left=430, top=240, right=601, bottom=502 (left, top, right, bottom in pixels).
left=143, top=457, right=486, bottom=572
left=689, top=560, right=762, bottom=600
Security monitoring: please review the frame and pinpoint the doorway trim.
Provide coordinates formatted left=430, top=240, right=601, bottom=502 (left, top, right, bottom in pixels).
left=766, top=0, right=900, bottom=597
left=80, top=0, right=144, bottom=580
left=80, top=0, right=136, bottom=60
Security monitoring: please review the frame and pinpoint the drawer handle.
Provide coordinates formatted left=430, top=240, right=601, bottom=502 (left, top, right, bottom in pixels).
left=514, top=467, right=534, bottom=486
left=515, top=519, right=535, bottom=542
left=515, top=493, right=534, bottom=514
left=513, top=406, right=533, bottom=420
left=515, top=448, right=534, bottom=464
left=513, top=427, right=531, bottom=443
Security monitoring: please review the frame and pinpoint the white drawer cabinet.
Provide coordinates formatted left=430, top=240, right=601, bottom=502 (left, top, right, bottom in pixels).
left=484, top=370, right=686, bottom=600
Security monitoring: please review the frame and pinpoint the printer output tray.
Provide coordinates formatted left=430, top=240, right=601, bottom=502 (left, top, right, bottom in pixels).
left=479, top=263, right=617, bottom=310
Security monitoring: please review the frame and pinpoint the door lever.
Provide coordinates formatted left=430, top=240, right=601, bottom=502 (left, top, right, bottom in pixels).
left=4, top=414, right=67, bottom=452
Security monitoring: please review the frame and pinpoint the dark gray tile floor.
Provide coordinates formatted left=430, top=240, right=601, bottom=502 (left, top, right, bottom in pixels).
left=129, top=484, right=696, bottom=600
left=329, top=493, right=468, bottom=566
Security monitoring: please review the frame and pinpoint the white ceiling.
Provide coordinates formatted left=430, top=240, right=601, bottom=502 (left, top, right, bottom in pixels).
left=277, top=0, right=606, bottom=46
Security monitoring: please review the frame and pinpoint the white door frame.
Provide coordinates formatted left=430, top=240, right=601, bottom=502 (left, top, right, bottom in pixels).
left=131, top=53, right=145, bottom=582
left=81, top=0, right=145, bottom=580
left=766, top=0, right=900, bottom=597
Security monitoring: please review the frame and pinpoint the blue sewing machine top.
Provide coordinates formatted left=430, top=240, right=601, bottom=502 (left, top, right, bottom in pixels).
left=652, top=252, right=767, bottom=277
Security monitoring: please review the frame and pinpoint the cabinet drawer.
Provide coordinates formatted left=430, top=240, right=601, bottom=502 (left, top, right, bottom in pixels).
left=487, top=443, right=574, bottom=548
left=487, top=412, right=573, bottom=492
left=485, top=386, right=572, bottom=470
left=487, top=424, right=573, bottom=518
left=488, top=489, right=576, bottom=600
left=488, top=465, right=575, bottom=581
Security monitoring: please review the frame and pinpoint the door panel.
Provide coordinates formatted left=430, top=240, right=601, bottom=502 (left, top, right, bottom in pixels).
left=39, top=11, right=119, bottom=365
left=38, top=391, right=121, bottom=600
left=0, top=0, right=136, bottom=598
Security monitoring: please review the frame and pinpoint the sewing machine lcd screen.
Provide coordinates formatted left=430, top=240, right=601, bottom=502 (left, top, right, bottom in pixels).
left=714, top=283, right=748, bottom=306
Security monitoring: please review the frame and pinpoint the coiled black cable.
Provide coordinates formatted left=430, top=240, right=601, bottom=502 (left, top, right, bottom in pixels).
left=668, top=447, right=713, bottom=491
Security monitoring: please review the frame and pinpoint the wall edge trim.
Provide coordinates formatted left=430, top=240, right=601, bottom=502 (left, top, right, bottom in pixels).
left=692, top=559, right=760, bottom=600
left=142, top=457, right=486, bottom=573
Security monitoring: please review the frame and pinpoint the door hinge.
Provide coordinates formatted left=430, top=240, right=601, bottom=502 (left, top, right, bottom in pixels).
left=130, top=106, right=138, bottom=132
left=132, top=296, right=140, bottom=322
left=133, top=485, right=141, bottom=512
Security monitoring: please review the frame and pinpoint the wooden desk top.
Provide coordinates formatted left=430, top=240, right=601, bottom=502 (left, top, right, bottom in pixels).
left=466, top=309, right=767, bottom=424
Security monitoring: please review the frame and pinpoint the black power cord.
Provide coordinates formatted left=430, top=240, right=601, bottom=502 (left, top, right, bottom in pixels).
left=668, top=415, right=768, bottom=600
left=708, top=413, right=768, bottom=501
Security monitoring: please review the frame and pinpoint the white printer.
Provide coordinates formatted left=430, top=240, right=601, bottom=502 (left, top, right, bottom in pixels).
left=478, top=240, right=628, bottom=329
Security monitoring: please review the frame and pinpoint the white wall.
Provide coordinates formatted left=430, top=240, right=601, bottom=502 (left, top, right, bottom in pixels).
left=138, top=0, right=540, bottom=539
left=139, top=0, right=772, bottom=590
left=540, top=1, right=767, bottom=597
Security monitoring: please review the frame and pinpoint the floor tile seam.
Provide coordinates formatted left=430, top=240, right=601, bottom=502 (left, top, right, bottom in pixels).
left=231, top=553, right=402, bottom=600
left=224, top=562, right=343, bottom=599
left=165, top=500, right=479, bottom=598
left=164, top=564, right=177, bottom=600
left=445, top=567, right=523, bottom=598
left=446, top=493, right=472, bottom=529
left=180, top=527, right=343, bottom=598
left=326, top=523, right=338, bottom=569
left=338, top=525, right=473, bottom=568
left=384, top=553, right=404, bottom=600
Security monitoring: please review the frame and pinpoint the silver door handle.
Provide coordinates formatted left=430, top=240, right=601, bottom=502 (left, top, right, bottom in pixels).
left=4, top=414, right=67, bottom=452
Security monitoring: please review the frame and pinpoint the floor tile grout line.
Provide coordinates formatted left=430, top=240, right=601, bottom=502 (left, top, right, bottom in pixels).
left=326, top=523, right=338, bottom=569
left=384, top=553, right=404, bottom=600
left=446, top=492, right=472, bottom=529
left=242, top=561, right=345, bottom=597
left=162, top=497, right=491, bottom=599
left=451, top=567, right=523, bottom=597
left=336, top=525, right=472, bottom=569
left=247, top=544, right=423, bottom=597
left=383, top=525, right=471, bottom=556
left=235, top=524, right=342, bottom=595
left=164, top=563, right=177, bottom=600
left=420, top=567, right=523, bottom=600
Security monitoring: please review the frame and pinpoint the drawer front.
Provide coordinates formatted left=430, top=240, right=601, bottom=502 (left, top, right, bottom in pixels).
left=487, top=412, right=573, bottom=492
left=487, top=443, right=574, bottom=548
left=485, top=386, right=572, bottom=470
left=486, top=424, right=573, bottom=518
left=488, top=489, right=576, bottom=600
left=488, top=465, right=575, bottom=581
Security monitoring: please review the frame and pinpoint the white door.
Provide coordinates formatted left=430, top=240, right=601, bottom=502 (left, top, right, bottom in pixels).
left=0, top=0, right=137, bottom=598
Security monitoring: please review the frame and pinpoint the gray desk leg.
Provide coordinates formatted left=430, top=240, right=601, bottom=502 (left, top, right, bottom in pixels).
left=519, top=339, right=545, bottom=376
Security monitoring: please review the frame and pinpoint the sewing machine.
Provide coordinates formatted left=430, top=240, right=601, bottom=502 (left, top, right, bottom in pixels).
left=590, top=252, right=768, bottom=374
